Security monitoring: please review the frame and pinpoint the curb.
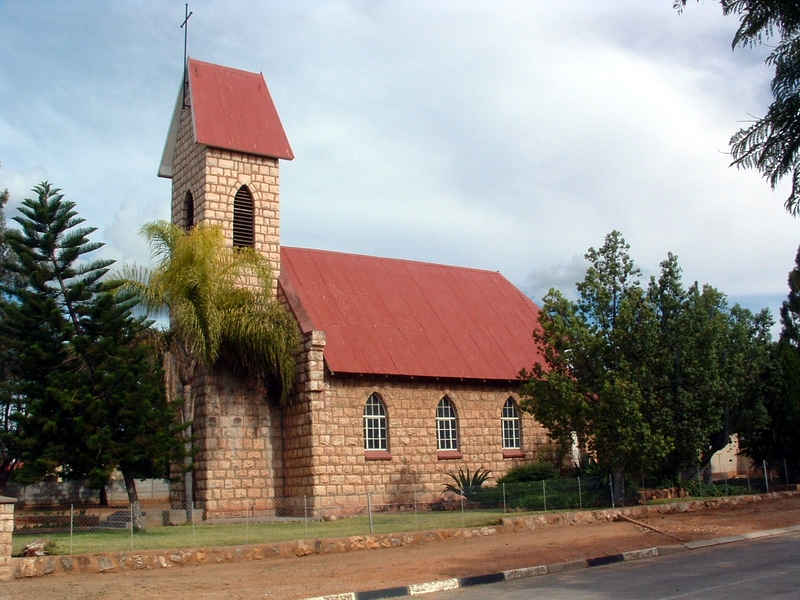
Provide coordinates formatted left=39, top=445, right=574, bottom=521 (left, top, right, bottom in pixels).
left=303, top=524, right=800, bottom=600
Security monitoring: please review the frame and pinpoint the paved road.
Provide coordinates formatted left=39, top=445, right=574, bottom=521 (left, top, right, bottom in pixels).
left=420, top=532, right=800, bottom=599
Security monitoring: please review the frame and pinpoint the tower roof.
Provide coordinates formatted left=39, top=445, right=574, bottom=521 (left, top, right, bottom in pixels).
left=279, top=247, right=544, bottom=382
left=159, top=58, right=293, bottom=178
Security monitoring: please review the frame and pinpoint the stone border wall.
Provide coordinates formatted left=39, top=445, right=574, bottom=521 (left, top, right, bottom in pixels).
left=0, top=497, right=15, bottom=581
left=11, top=490, right=800, bottom=579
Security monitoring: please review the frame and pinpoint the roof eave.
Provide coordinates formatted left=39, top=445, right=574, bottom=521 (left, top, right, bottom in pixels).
left=157, top=80, right=185, bottom=179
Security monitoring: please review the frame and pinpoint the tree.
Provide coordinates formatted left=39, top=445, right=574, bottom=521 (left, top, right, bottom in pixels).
left=0, top=183, right=184, bottom=527
left=678, top=1, right=800, bottom=215
left=521, top=231, right=772, bottom=498
left=780, top=245, right=800, bottom=346
left=521, top=231, right=669, bottom=502
left=0, top=186, right=26, bottom=486
left=738, top=245, right=800, bottom=473
left=120, top=221, right=299, bottom=519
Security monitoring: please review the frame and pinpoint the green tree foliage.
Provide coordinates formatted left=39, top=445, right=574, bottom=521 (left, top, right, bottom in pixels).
left=119, top=221, right=299, bottom=516
left=521, top=231, right=772, bottom=499
left=780, top=246, right=800, bottom=346
left=0, top=183, right=183, bottom=527
left=0, top=186, right=25, bottom=486
left=678, top=1, right=800, bottom=214
left=738, top=246, right=800, bottom=472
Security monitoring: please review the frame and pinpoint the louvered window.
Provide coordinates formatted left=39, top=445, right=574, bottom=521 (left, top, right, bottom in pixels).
left=233, top=185, right=255, bottom=247
left=184, top=191, right=194, bottom=230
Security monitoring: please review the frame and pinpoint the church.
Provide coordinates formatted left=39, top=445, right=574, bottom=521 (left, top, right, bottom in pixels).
left=158, top=58, right=554, bottom=518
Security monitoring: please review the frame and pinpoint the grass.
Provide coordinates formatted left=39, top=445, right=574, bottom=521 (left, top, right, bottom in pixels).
left=12, top=510, right=506, bottom=556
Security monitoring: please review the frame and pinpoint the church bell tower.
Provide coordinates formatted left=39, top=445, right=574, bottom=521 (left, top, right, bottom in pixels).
left=157, top=58, right=294, bottom=519
left=158, top=58, right=294, bottom=283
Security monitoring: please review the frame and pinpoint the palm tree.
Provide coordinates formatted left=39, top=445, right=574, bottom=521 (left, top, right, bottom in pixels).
left=119, top=222, right=298, bottom=519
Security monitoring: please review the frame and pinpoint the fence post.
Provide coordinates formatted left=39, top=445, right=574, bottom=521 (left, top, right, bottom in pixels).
left=577, top=476, right=582, bottom=509
left=609, top=474, right=615, bottom=509
left=303, top=495, right=308, bottom=537
left=542, top=480, right=547, bottom=512
left=367, top=493, right=374, bottom=535
left=502, top=482, right=507, bottom=514
left=784, top=458, right=790, bottom=484
left=460, top=495, right=465, bottom=528
left=191, top=500, right=196, bottom=543
left=413, top=490, right=418, bottom=529
left=129, top=503, right=134, bottom=551
left=763, top=459, right=769, bottom=493
left=70, top=504, right=74, bottom=555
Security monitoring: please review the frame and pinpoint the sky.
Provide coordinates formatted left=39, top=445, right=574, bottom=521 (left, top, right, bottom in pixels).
left=1, top=1, right=798, bottom=334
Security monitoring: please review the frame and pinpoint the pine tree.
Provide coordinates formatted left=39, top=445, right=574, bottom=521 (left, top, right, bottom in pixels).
left=1, top=183, right=183, bottom=528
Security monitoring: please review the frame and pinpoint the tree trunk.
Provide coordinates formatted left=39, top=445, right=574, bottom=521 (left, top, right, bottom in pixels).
left=612, top=469, right=626, bottom=507
left=0, top=458, right=13, bottom=493
left=182, top=383, right=194, bottom=523
left=99, top=485, right=108, bottom=507
left=123, top=471, right=145, bottom=531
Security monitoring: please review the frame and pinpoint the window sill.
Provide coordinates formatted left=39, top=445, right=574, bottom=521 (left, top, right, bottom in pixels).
left=502, top=449, right=526, bottom=459
left=365, top=450, right=392, bottom=461
left=437, top=450, right=463, bottom=460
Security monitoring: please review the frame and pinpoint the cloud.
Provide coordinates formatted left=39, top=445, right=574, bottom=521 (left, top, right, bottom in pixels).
left=0, top=0, right=796, bottom=316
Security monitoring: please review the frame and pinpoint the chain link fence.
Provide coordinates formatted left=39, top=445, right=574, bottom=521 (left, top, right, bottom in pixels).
left=10, top=460, right=797, bottom=557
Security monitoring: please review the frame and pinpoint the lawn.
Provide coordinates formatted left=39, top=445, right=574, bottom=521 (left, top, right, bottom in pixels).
left=12, top=509, right=507, bottom=556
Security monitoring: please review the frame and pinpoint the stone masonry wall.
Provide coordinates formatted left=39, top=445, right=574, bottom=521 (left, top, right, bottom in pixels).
left=0, top=497, right=13, bottom=581
left=192, top=367, right=284, bottom=519
left=171, top=95, right=206, bottom=230
left=280, top=330, right=325, bottom=515
left=295, top=367, right=554, bottom=515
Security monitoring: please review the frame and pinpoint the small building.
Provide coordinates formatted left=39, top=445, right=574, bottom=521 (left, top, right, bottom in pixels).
left=159, top=59, right=554, bottom=518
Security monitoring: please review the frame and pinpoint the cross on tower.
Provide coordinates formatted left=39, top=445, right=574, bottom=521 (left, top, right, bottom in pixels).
left=180, top=3, right=193, bottom=108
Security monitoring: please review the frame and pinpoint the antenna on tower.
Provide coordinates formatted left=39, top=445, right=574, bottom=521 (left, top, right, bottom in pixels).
left=180, top=3, right=193, bottom=108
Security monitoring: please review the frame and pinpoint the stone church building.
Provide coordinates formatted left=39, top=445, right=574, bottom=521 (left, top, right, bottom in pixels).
left=159, top=59, right=553, bottom=518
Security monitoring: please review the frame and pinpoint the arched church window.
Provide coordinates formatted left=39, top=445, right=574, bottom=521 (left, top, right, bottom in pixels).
left=184, top=191, right=194, bottom=230
left=363, top=393, right=388, bottom=450
left=436, top=397, right=459, bottom=451
left=501, top=398, right=521, bottom=449
left=233, top=185, right=255, bottom=247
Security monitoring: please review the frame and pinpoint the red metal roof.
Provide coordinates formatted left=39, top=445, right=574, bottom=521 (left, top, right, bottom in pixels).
left=279, top=247, right=544, bottom=381
left=187, top=58, right=294, bottom=160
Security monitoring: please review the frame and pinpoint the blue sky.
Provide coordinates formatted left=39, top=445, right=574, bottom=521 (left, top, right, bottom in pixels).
left=1, top=1, right=797, bottom=334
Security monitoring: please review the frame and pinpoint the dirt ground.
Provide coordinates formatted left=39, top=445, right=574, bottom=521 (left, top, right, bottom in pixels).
left=4, top=496, right=800, bottom=600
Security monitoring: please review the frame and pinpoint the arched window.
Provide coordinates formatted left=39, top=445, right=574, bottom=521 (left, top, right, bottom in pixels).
left=184, top=191, right=194, bottom=230
left=436, top=397, right=459, bottom=451
left=363, top=393, right=387, bottom=450
left=233, top=185, right=255, bottom=247
left=501, top=398, right=521, bottom=449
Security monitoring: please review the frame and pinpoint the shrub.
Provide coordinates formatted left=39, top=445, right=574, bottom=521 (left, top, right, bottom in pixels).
left=443, top=467, right=491, bottom=498
left=497, top=461, right=557, bottom=484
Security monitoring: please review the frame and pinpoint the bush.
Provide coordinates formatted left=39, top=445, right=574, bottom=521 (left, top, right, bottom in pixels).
left=497, top=461, right=557, bottom=484
left=443, top=467, right=491, bottom=498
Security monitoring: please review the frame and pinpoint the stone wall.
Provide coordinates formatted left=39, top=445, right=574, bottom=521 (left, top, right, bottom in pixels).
left=280, top=330, right=325, bottom=514
left=170, top=92, right=207, bottom=230
left=0, top=497, right=13, bottom=581
left=291, top=366, right=554, bottom=515
left=191, top=367, right=284, bottom=519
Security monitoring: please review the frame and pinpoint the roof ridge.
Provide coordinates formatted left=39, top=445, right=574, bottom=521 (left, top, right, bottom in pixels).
left=281, top=245, right=503, bottom=276
left=187, top=57, right=261, bottom=78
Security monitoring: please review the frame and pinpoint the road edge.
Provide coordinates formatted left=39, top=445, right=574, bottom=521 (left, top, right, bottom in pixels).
left=303, top=524, right=800, bottom=600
